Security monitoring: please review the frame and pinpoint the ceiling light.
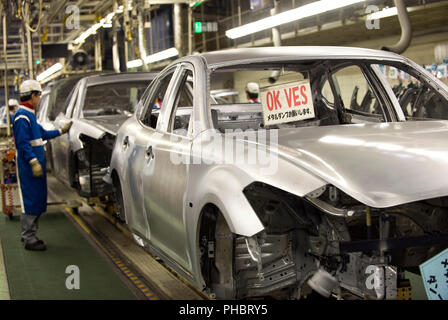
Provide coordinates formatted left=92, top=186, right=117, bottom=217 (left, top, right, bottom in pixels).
left=226, top=0, right=366, bottom=39
left=127, top=59, right=143, bottom=69
left=36, top=63, right=63, bottom=82
left=368, top=7, right=398, bottom=20
left=143, top=48, right=179, bottom=64
left=72, top=6, right=124, bottom=45
left=127, top=48, right=179, bottom=69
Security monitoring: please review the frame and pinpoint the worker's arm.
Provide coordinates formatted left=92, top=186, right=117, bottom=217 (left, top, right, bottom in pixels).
left=39, top=123, right=61, bottom=141
left=13, top=117, right=37, bottom=163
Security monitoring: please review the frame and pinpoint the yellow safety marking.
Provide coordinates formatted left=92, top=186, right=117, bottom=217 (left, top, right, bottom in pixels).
left=65, top=204, right=158, bottom=301
left=109, top=258, right=158, bottom=299
left=65, top=208, right=90, bottom=234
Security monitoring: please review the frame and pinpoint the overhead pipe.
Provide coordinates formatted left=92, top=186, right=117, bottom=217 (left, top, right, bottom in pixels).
left=269, top=0, right=281, bottom=83
left=381, top=0, right=412, bottom=54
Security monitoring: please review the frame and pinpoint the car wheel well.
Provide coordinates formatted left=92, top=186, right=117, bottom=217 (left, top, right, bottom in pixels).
left=111, top=170, right=126, bottom=222
left=198, top=203, right=235, bottom=299
left=68, top=151, right=79, bottom=189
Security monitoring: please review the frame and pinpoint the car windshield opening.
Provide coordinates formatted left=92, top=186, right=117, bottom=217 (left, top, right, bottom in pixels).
left=83, top=81, right=149, bottom=117
left=371, top=63, right=448, bottom=121
left=209, top=60, right=391, bottom=132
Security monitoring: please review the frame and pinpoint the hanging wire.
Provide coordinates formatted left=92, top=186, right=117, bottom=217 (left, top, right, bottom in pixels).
left=20, top=0, right=43, bottom=33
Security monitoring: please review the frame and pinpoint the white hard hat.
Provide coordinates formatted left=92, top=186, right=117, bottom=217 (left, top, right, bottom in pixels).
left=8, top=99, right=19, bottom=106
left=20, top=79, right=42, bottom=96
left=246, top=82, right=259, bottom=94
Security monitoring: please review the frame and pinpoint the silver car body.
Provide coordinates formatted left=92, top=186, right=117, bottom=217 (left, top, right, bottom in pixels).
left=51, top=72, right=156, bottom=197
left=107, top=47, right=448, bottom=299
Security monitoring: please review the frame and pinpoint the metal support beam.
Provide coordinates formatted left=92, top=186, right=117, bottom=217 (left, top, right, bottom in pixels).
left=95, top=33, right=102, bottom=71
left=269, top=0, right=281, bottom=83
left=339, top=233, right=448, bottom=253
left=2, top=14, right=10, bottom=136
left=271, top=0, right=281, bottom=47
left=201, top=3, right=206, bottom=51
left=188, top=6, right=192, bottom=54
left=26, top=25, right=34, bottom=79
left=173, top=4, right=184, bottom=57
left=137, top=4, right=149, bottom=71
left=112, top=2, right=121, bottom=72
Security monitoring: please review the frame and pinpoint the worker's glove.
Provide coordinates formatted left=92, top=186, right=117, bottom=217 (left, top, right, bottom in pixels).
left=60, top=121, right=73, bottom=134
left=30, top=159, right=43, bottom=178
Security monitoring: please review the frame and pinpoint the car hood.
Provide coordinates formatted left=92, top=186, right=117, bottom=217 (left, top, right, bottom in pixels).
left=82, top=115, right=131, bottom=136
left=245, top=121, right=448, bottom=208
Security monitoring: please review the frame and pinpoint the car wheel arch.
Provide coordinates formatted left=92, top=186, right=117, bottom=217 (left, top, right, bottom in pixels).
left=111, top=169, right=127, bottom=223
left=196, top=203, right=237, bottom=298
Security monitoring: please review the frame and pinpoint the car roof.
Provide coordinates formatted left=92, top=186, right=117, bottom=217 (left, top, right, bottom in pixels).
left=84, top=72, right=157, bottom=86
left=198, top=46, right=407, bottom=69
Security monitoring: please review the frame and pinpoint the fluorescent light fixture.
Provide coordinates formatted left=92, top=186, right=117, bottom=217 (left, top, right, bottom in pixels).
left=226, top=0, right=366, bottom=39
left=368, top=7, right=398, bottom=20
left=127, top=48, right=179, bottom=69
left=144, top=48, right=179, bottom=64
left=36, top=63, right=63, bottom=82
left=127, top=59, right=143, bottom=68
left=73, top=7, right=122, bottom=44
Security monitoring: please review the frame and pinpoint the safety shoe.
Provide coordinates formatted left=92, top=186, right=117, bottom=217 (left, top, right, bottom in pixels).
left=21, top=237, right=44, bottom=245
left=24, top=241, right=47, bottom=251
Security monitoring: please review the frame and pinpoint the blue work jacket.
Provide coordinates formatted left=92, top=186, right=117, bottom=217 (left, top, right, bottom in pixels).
left=13, top=104, right=61, bottom=215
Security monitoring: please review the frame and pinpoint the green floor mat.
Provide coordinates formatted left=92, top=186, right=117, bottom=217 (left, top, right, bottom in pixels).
left=0, top=211, right=136, bottom=300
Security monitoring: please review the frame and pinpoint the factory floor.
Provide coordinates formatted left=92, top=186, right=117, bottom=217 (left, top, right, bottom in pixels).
left=0, top=177, right=137, bottom=300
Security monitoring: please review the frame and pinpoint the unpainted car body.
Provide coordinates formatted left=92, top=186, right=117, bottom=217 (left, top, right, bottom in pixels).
left=106, top=47, right=448, bottom=299
left=51, top=72, right=156, bottom=197
left=37, top=75, right=91, bottom=171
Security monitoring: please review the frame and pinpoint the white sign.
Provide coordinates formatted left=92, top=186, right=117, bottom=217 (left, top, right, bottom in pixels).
left=260, top=80, right=315, bottom=126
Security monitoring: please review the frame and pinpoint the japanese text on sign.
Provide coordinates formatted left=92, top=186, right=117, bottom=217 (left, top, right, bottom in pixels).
left=419, top=248, right=448, bottom=300
left=260, top=80, right=315, bottom=125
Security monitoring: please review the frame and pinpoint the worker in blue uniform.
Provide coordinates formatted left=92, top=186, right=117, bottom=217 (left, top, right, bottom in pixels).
left=8, top=99, right=19, bottom=124
left=13, top=80, right=72, bottom=251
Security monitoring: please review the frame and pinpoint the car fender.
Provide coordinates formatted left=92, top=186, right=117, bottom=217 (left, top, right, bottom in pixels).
left=189, top=166, right=265, bottom=237
left=69, top=120, right=107, bottom=153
